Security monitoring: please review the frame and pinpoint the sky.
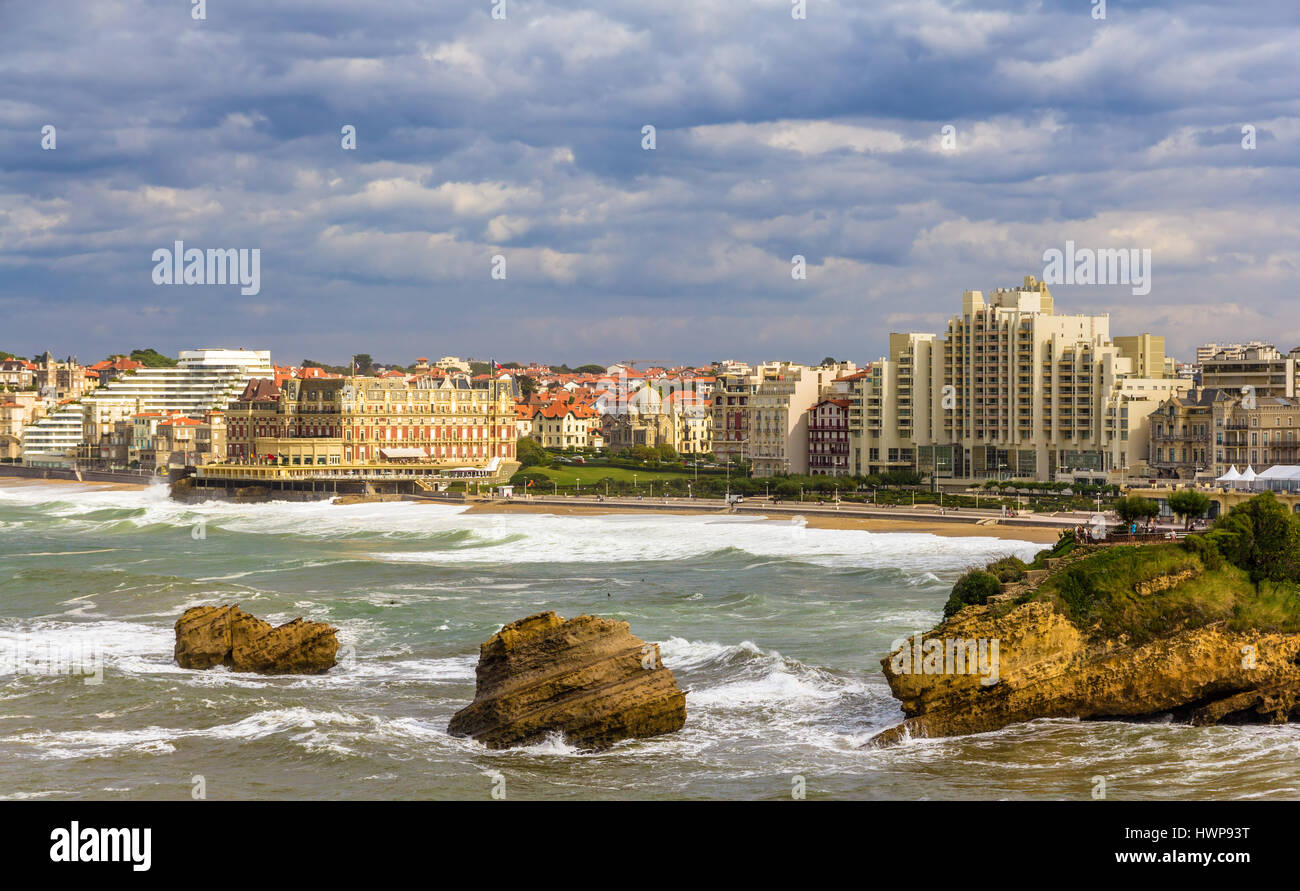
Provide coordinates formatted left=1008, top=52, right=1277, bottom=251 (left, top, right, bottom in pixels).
left=1, top=0, right=1297, bottom=369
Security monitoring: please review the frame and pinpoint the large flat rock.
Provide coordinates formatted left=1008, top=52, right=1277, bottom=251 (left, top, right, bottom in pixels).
left=448, top=611, right=687, bottom=750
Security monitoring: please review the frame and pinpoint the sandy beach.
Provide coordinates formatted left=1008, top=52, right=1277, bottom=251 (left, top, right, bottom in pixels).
left=0, top=476, right=149, bottom=492
left=464, top=500, right=1064, bottom=543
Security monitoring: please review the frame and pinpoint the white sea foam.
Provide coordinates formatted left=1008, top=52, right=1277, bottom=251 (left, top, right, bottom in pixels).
left=0, top=482, right=1042, bottom=570
left=0, top=619, right=171, bottom=676
left=3, top=707, right=372, bottom=760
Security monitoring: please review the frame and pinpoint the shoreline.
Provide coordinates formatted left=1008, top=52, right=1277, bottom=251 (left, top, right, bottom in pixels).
left=464, top=501, right=1064, bottom=542
left=0, top=477, right=149, bottom=492
left=0, top=476, right=1063, bottom=542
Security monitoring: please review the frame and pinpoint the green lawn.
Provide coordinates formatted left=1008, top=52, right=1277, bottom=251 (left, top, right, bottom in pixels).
left=524, top=464, right=706, bottom=488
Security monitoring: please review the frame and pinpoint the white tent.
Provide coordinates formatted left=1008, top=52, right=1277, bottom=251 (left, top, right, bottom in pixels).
left=1241, top=465, right=1257, bottom=481
left=1254, top=465, right=1300, bottom=492
left=1216, top=465, right=1241, bottom=482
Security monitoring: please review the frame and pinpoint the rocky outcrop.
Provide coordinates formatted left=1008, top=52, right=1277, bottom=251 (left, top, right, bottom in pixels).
left=1135, top=568, right=1200, bottom=597
left=174, top=605, right=339, bottom=674
left=448, top=611, right=687, bottom=750
left=871, top=598, right=1300, bottom=745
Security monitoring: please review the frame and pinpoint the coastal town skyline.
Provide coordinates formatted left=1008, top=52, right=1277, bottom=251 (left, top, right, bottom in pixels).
left=8, top=272, right=1299, bottom=489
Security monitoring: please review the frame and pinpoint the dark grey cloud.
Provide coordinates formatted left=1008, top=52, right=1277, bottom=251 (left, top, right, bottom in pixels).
left=1, top=0, right=1297, bottom=366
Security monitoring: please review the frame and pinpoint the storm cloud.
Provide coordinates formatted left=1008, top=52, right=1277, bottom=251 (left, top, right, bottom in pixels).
left=1, top=0, right=1297, bottom=366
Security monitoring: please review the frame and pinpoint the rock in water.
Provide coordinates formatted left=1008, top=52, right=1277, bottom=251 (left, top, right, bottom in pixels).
left=174, top=605, right=339, bottom=674
left=448, top=611, right=687, bottom=750
left=871, top=598, right=1300, bottom=745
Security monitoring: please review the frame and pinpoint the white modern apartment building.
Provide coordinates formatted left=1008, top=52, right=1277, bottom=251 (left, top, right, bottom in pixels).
left=21, top=349, right=272, bottom=466
left=18, top=405, right=87, bottom=467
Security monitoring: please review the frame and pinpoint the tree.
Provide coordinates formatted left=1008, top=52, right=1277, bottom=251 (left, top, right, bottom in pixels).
left=509, top=471, right=550, bottom=489
left=1113, top=494, right=1159, bottom=525
left=302, top=358, right=349, bottom=374
left=352, top=354, right=374, bottom=375
left=774, top=480, right=800, bottom=499
left=819, top=356, right=840, bottom=366
left=518, top=375, right=539, bottom=397
left=129, top=348, right=177, bottom=368
left=515, top=436, right=550, bottom=469
left=654, top=444, right=678, bottom=462
left=574, top=364, right=606, bottom=374
left=1168, top=489, right=1212, bottom=530
left=1206, top=491, right=1300, bottom=584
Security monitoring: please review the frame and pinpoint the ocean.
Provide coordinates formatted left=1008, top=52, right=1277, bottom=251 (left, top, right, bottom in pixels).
left=1, top=481, right=1296, bottom=801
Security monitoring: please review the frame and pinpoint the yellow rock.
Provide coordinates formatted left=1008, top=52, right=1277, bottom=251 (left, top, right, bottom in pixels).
left=449, top=611, right=687, bottom=750
left=174, top=605, right=338, bottom=675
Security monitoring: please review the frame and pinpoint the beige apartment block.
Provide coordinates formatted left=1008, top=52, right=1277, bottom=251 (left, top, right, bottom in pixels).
left=871, top=275, right=1191, bottom=483
left=748, top=361, right=856, bottom=477
left=1196, top=341, right=1274, bottom=366
left=1200, top=344, right=1300, bottom=398
left=1147, top=388, right=1233, bottom=480
left=1150, top=390, right=1300, bottom=480
left=0, top=392, right=44, bottom=460
left=1114, top=334, right=1174, bottom=379
left=1215, top=395, right=1300, bottom=475
left=860, top=334, right=936, bottom=476
left=710, top=365, right=757, bottom=465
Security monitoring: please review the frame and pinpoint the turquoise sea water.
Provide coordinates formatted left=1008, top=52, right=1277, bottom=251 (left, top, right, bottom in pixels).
left=1, top=481, right=1297, bottom=800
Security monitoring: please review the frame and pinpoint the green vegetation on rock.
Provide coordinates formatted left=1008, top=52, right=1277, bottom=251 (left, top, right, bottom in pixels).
left=942, top=570, right=1003, bottom=618
left=1199, top=491, right=1300, bottom=583
left=986, top=556, right=1028, bottom=582
left=941, top=494, right=1300, bottom=645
